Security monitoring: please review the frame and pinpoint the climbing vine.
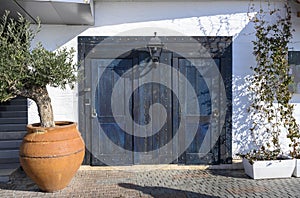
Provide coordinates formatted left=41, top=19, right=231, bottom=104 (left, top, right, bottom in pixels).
left=247, top=0, right=299, bottom=160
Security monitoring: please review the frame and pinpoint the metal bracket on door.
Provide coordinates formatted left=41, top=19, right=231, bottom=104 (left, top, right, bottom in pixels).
left=213, top=110, right=219, bottom=117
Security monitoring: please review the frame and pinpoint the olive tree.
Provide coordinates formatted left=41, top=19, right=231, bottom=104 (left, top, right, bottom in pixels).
left=0, top=11, right=76, bottom=127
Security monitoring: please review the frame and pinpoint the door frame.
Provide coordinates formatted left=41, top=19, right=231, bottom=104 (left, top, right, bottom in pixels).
left=78, top=36, right=232, bottom=165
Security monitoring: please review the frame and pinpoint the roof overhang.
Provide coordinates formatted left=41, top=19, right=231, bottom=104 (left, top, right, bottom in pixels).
left=0, top=0, right=94, bottom=25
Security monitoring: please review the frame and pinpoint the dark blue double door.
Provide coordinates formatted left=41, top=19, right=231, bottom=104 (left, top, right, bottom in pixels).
left=90, top=51, right=220, bottom=165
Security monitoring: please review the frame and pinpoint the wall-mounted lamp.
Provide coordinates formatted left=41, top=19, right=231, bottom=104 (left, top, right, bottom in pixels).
left=147, top=32, right=164, bottom=63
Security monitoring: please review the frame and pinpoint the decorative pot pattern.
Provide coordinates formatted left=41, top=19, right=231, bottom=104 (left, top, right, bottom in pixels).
left=19, top=121, right=85, bottom=192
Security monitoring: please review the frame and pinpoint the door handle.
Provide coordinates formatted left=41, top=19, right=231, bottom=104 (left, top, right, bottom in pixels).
left=92, top=108, right=98, bottom=118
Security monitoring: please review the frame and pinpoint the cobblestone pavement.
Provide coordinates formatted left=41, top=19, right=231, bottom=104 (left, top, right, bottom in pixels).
left=1, top=167, right=300, bottom=198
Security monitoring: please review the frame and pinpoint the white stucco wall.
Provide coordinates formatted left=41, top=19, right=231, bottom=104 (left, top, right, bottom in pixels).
left=29, top=1, right=300, bottom=157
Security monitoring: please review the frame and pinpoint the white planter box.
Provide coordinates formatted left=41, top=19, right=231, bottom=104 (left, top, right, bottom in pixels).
left=243, top=158, right=295, bottom=179
left=293, top=159, right=300, bottom=177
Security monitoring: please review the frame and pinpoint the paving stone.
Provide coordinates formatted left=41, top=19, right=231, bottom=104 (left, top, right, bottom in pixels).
left=1, top=168, right=300, bottom=197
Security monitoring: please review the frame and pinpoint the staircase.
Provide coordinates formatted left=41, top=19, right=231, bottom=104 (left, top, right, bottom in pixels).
left=0, top=97, right=27, bottom=182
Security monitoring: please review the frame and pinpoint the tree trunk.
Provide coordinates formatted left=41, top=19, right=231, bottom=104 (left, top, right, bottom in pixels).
left=31, top=86, right=55, bottom=127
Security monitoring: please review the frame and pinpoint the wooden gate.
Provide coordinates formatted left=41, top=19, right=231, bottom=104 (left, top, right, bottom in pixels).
left=78, top=36, right=232, bottom=165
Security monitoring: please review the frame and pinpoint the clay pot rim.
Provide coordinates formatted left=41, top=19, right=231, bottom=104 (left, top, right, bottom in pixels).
left=27, top=121, right=76, bottom=130
left=24, top=121, right=82, bottom=142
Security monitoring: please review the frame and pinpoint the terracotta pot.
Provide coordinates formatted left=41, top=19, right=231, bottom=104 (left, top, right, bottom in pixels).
left=19, top=121, right=85, bottom=192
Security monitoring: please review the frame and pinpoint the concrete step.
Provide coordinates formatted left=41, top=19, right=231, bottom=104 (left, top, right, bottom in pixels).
left=0, top=176, right=9, bottom=182
left=0, top=111, right=27, bottom=118
left=0, top=140, right=22, bottom=149
left=0, top=131, right=27, bottom=140
left=0, top=117, right=27, bottom=124
left=0, top=124, right=26, bottom=132
left=0, top=104, right=27, bottom=111
left=80, top=159, right=244, bottom=171
left=0, top=150, right=19, bottom=159
left=0, top=98, right=27, bottom=106
left=0, top=168, right=17, bottom=183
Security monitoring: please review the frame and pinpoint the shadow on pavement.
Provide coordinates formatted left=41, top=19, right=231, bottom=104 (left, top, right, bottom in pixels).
left=207, top=169, right=249, bottom=179
left=118, top=182, right=219, bottom=198
left=0, top=168, right=39, bottom=192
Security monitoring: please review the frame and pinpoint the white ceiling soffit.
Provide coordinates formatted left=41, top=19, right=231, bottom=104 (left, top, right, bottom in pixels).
left=0, top=0, right=94, bottom=25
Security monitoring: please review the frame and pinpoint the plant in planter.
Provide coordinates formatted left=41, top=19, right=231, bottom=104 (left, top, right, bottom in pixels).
left=0, top=11, right=85, bottom=192
left=243, top=1, right=298, bottom=179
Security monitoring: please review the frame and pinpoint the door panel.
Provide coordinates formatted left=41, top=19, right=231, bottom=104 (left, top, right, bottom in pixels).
left=91, top=59, right=133, bottom=165
left=178, top=58, right=219, bottom=164
left=133, top=52, right=173, bottom=164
